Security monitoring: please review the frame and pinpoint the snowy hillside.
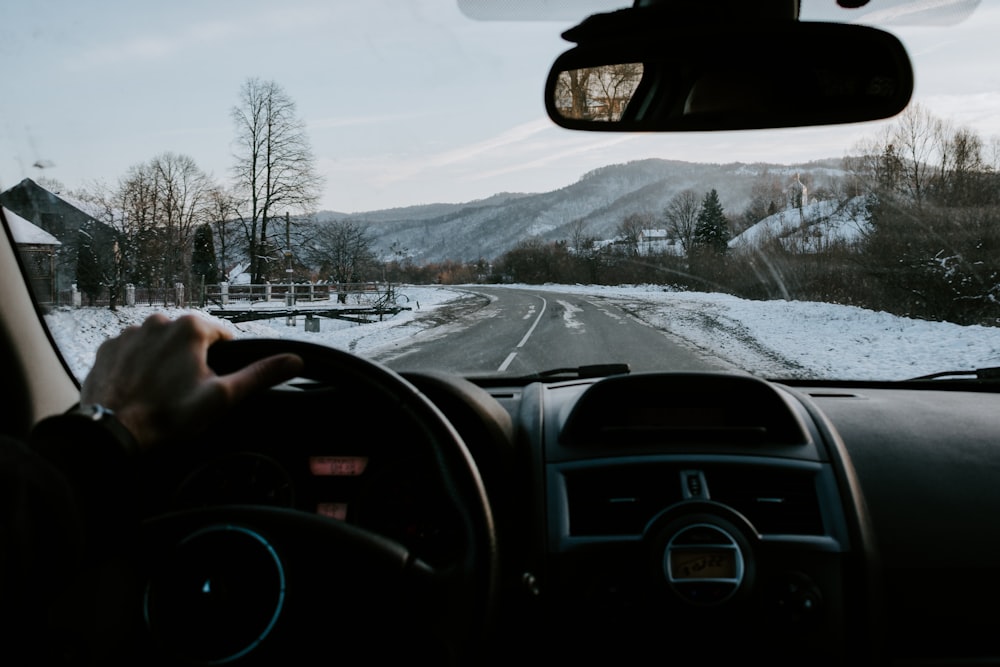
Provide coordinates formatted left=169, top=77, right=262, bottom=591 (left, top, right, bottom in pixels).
left=729, top=196, right=871, bottom=252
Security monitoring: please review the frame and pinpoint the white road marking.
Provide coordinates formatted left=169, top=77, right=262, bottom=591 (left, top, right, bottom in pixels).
left=498, top=351, right=518, bottom=372
left=516, top=296, right=547, bottom=348
left=497, top=295, right=547, bottom=372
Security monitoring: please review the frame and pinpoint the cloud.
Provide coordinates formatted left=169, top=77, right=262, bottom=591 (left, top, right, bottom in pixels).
left=422, top=118, right=554, bottom=168
left=919, top=92, right=1000, bottom=136
left=348, top=118, right=555, bottom=188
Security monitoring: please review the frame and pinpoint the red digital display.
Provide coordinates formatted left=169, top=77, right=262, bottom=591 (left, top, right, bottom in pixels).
left=308, top=456, right=368, bottom=477
left=316, top=502, right=348, bottom=520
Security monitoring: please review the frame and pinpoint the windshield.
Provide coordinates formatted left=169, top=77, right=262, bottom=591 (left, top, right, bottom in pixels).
left=1, top=0, right=997, bottom=382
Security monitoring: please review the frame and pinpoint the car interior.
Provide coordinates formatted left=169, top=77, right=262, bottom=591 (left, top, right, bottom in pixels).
left=1, top=1, right=998, bottom=666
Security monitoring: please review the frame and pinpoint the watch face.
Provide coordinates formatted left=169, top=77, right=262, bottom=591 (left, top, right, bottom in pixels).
left=72, top=404, right=138, bottom=452
left=78, top=404, right=107, bottom=420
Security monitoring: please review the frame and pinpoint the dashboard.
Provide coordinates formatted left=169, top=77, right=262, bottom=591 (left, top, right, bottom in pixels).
left=149, top=366, right=1000, bottom=666
left=153, top=381, right=469, bottom=572
left=501, top=372, right=872, bottom=665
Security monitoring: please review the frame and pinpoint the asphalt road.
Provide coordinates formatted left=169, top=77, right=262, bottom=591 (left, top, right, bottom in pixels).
left=376, top=286, right=730, bottom=376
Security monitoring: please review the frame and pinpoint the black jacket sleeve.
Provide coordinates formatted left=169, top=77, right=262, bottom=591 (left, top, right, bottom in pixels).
left=0, top=412, right=138, bottom=665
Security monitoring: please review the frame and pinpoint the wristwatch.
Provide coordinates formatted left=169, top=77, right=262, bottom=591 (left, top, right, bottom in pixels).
left=63, top=403, right=140, bottom=455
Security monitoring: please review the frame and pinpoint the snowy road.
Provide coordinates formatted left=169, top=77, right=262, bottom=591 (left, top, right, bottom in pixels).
left=376, top=287, right=731, bottom=376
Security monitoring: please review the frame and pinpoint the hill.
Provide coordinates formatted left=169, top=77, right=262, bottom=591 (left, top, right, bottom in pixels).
left=729, top=196, right=870, bottom=253
left=313, top=158, right=849, bottom=263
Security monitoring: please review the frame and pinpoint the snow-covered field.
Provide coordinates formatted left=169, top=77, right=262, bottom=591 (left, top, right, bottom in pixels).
left=44, top=284, right=999, bottom=382
left=516, top=285, right=1000, bottom=380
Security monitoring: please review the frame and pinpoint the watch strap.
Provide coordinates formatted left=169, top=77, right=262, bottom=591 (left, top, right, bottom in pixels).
left=65, top=403, right=140, bottom=456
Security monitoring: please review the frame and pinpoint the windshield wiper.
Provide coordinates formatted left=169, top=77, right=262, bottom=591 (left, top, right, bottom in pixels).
left=905, top=366, right=1000, bottom=382
left=533, top=363, right=631, bottom=380
left=478, top=362, right=631, bottom=384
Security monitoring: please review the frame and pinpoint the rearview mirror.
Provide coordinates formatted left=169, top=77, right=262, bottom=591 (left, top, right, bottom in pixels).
left=545, top=21, right=914, bottom=132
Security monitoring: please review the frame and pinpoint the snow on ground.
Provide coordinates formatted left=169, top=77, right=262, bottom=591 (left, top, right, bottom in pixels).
left=46, top=286, right=464, bottom=381
left=44, top=284, right=999, bottom=382
left=512, top=284, right=1000, bottom=380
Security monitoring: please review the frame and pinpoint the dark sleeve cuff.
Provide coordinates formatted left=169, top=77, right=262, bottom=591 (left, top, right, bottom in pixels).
left=29, top=407, right=140, bottom=547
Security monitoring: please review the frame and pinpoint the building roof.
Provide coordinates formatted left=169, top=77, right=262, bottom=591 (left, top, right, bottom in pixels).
left=3, top=207, right=61, bottom=246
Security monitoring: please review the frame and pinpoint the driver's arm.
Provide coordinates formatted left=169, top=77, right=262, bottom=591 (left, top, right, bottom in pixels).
left=29, top=313, right=303, bottom=541
left=0, top=315, right=302, bottom=664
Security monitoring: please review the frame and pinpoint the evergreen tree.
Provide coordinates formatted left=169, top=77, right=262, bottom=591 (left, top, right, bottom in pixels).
left=75, top=221, right=121, bottom=307
left=693, top=189, right=730, bottom=254
left=191, top=223, right=220, bottom=284
left=75, top=234, right=102, bottom=306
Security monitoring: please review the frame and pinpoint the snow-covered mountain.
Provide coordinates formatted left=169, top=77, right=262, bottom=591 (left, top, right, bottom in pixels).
left=315, top=158, right=849, bottom=263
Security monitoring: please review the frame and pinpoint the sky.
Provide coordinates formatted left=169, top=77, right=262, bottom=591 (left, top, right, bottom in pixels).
left=2, top=0, right=999, bottom=213
left=45, top=284, right=1000, bottom=383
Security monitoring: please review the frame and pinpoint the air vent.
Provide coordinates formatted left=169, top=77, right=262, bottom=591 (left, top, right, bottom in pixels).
left=563, top=462, right=825, bottom=538
left=565, top=464, right=683, bottom=536
left=706, top=467, right=824, bottom=536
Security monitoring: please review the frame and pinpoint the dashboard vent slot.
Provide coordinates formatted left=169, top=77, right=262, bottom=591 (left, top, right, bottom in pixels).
left=564, top=463, right=825, bottom=538
left=706, top=467, right=824, bottom=536
left=565, top=465, right=683, bottom=536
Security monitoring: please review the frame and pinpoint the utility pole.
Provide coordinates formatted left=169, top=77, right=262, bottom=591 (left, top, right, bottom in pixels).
left=284, top=211, right=294, bottom=325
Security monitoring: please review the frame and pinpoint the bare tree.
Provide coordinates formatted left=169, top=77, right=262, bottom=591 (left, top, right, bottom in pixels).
left=937, top=125, right=988, bottom=206
left=617, top=212, right=653, bottom=256
left=149, top=152, right=214, bottom=286
left=305, top=219, right=377, bottom=302
left=567, top=219, right=593, bottom=254
left=892, top=102, right=943, bottom=208
left=71, top=181, right=128, bottom=309
left=231, top=77, right=324, bottom=283
left=662, top=189, right=702, bottom=257
left=555, top=63, right=643, bottom=121
left=206, top=186, right=241, bottom=280
left=554, top=68, right=593, bottom=119
left=847, top=125, right=904, bottom=195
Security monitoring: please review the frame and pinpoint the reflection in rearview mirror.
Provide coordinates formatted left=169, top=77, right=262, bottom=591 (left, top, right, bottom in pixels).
left=545, top=22, right=913, bottom=132
left=554, top=64, right=643, bottom=122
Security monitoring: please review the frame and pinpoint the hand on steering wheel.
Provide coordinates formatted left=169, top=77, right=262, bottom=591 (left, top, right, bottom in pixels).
left=137, top=339, right=497, bottom=666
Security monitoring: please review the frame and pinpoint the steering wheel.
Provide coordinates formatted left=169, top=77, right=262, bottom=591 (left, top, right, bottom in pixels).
left=134, top=339, right=498, bottom=665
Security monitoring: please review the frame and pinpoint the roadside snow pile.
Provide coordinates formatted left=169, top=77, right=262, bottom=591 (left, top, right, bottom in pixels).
left=45, top=286, right=465, bottom=381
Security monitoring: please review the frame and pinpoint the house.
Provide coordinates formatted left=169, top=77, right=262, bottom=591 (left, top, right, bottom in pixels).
left=0, top=178, right=109, bottom=296
left=637, top=228, right=681, bottom=256
left=0, top=178, right=100, bottom=242
left=4, top=206, right=61, bottom=303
